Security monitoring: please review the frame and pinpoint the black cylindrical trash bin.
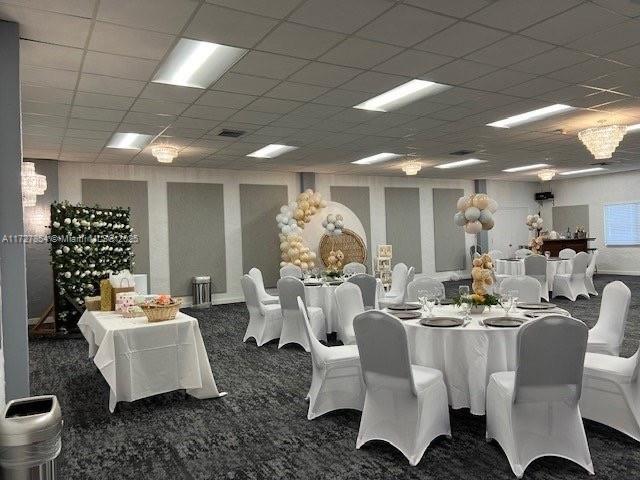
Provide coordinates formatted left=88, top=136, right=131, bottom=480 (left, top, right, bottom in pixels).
left=0, top=395, right=63, bottom=480
left=192, top=276, right=212, bottom=308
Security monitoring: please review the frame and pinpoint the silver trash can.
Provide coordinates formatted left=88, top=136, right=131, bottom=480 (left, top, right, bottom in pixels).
left=0, top=395, right=63, bottom=480
left=192, top=276, right=212, bottom=308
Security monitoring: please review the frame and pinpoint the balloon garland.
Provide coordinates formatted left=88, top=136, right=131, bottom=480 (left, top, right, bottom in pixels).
left=526, top=214, right=545, bottom=254
left=453, top=193, right=498, bottom=234
left=276, top=189, right=326, bottom=271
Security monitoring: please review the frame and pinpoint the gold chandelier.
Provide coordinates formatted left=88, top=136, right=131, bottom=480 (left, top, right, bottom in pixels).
left=577, top=124, right=627, bottom=159
left=401, top=160, right=422, bottom=176
left=21, top=161, right=47, bottom=207
left=537, top=169, right=557, bottom=181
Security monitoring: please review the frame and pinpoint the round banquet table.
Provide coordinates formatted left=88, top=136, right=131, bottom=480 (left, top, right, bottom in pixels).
left=401, top=304, right=570, bottom=416
left=495, top=258, right=572, bottom=287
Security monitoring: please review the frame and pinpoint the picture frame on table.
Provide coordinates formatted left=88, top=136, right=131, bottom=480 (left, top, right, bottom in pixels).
left=377, top=244, right=392, bottom=258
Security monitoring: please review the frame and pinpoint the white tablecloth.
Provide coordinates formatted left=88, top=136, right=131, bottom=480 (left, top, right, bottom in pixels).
left=403, top=304, right=569, bottom=415
left=78, top=310, right=227, bottom=412
left=495, top=258, right=572, bottom=285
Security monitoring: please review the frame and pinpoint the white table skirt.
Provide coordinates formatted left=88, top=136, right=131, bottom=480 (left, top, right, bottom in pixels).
left=403, top=304, right=569, bottom=415
left=78, top=310, right=227, bottom=412
left=495, top=259, right=572, bottom=287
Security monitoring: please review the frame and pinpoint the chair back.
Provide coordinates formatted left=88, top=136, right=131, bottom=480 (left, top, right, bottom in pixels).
left=277, top=277, right=306, bottom=313
left=343, top=262, right=366, bottom=275
left=297, top=297, right=326, bottom=368
left=347, top=274, right=377, bottom=308
left=280, top=264, right=303, bottom=279
left=389, top=263, right=408, bottom=297
left=524, top=254, right=546, bottom=278
left=514, top=315, right=588, bottom=405
left=241, top=275, right=261, bottom=316
left=559, top=248, right=576, bottom=259
left=488, top=250, right=504, bottom=260
left=570, top=251, right=589, bottom=276
left=248, top=267, right=269, bottom=300
left=406, top=266, right=415, bottom=284
left=593, top=281, right=631, bottom=350
left=354, top=310, right=415, bottom=395
left=515, top=248, right=533, bottom=259
left=586, top=250, right=598, bottom=277
left=500, top=276, right=541, bottom=303
left=335, top=282, right=365, bottom=334
left=406, top=278, right=445, bottom=302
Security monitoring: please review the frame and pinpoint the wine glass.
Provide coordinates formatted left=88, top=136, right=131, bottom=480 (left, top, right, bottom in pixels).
left=460, top=295, right=472, bottom=322
left=458, top=285, right=470, bottom=298
left=508, top=290, right=519, bottom=311
left=418, top=289, right=437, bottom=317
left=544, top=251, right=551, bottom=259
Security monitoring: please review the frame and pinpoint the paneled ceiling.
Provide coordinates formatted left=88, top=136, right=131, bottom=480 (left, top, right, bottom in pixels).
left=3, top=0, right=640, bottom=181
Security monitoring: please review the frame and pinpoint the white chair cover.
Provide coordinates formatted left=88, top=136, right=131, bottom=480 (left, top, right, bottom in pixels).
left=486, top=316, right=592, bottom=478
left=489, top=249, right=504, bottom=260
left=587, top=281, right=631, bottom=356
left=585, top=250, right=599, bottom=296
left=378, top=263, right=408, bottom=308
left=347, top=274, right=378, bottom=309
left=406, top=278, right=445, bottom=303
left=334, top=282, right=365, bottom=345
left=559, top=248, right=577, bottom=259
left=297, top=298, right=365, bottom=419
left=499, top=276, right=541, bottom=304
left=354, top=310, right=450, bottom=466
left=248, top=267, right=279, bottom=305
left=552, top=251, right=590, bottom=301
left=524, top=255, right=548, bottom=301
left=277, top=277, right=326, bottom=351
left=581, top=347, right=640, bottom=442
left=514, top=248, right=533, bottom=259
left=404, top=266, right=415, bottom=301
left=241, top=275, right=283, bottom=347
left=280, top=264, right=303, bottom=279
left=343, top=262, right=366, bottom=275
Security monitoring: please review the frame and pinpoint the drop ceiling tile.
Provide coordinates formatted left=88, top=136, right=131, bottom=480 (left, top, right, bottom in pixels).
left=269, top=115, right=322, bottom=129
left=19, top=40, right=83, bottom=70
left=245, top=97, right=302, bottom=114
left=21, top=85, right=74, bottom=104
left=502, top=77, right=569, bottom=98
left=547, top=57, right=627, bottom=83
left=311, top=88, right=374, bottom=107
left=468, top=0, right=581, bottom=32
left=256, top=22, right=346, bottom=59
left=182, top=105, right=237, bottom=121
left=0, top=5, right=91, bottom=47
left=465, top=35, right=554, bottom=67
left=196, top=91, right=257, bottom=109
left=97, top=0, right=197, bottom=33
left=593, top=0, right=640, bottom=17
left=231, top=51, right=309, bottom=79
left=509, top=47, right=591, bottom=75
left=140, top=83, right=202, bottom=103
left=319, top=37, right=402, bottom=69
left=288, top=62, right=362, bottom=87
left=78, top=73, right=146, bottom=97
left=22, top=101, right=70, bottom=116
left=82, top=51, right=158, bottom=81
left=89, top=22, right=174, bottom=60
left=71, top=105, right=126, bottom=122
left=65, top=129, right=112, bottom=140
left=255, top=126, right=300, bottom=137
left=22, top=113, right=67, bottom=128
left=218, top=142, right=263, bottom=155
left=422, top=59, right=498, bottom=85
left=116, top=123, right=166, bottom=135
left=162, top=126, right=208, bottom=139
left=403, top=0, right=489, bottom=17
left=67, top=118, right=118, bottom=132
left=608, top=43, right=640, bottom=67
left=264, top=82, right=329, bottom=101
left=226, top=110, right=282, bottom=125
left=416, top=22, right=509, bottom=57
left=289, top=0, right=392, bottom=34
left=340, top=71, right=407, bottom=94
left=22, top=124, right=66, bottom=137
left=21, top=65, right=78, bottom=90
left=393, top=98, right=450, bottom=116
left=522, top=3, right=626, bottom=45
left=186, top=4, right=278, bottom=48
left=205, top=0, right=301, bottom=19
left=74, top=91, right=135, bottom=110
left=464, top=69, right=536, bottom=92
left=212, top=73, right=280, bottom=95
left=131, top=98, right=189, bottom=115
left=356, top=5, right=455, bottom=47
left=373, top=50, right=453, bottom=77
left=290, top=103, right=345, bottom=119
left=568, top=20, right=640, bottom=56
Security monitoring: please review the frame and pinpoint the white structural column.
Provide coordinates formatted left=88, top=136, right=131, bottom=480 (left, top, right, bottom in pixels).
left=0, top=20, right=30, bottom=400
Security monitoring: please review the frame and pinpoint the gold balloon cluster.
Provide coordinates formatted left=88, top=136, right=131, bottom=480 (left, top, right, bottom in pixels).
left=471, top=254, right=495, bottom=297
left=279, top=232, right=317, bottom=270
left=292, top=189, right=327, bottom=228
left=325, top=250, right=344, bottom=272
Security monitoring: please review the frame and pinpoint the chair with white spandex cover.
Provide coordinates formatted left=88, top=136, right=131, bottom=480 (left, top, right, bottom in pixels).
left=552, top=251, right=590, bottom=301
left=524, top=255, right=548, bottom=301
left=335, top=282, right=365, bottom=345
left=241, top=275, right=283, bottom=347
left=404, top=266, right=415, bottom=301
left=406, top=278, right=445, bottom=303
left=499, top=276, right=541, bottom=304
left=248, top=268, right=279, bottom=305
left=486, top=316, right=592, bottom=478
left=489, top=249, right=504, bottom=260
left=277, top=277, right=326, bottom=352
left=559, top=248, right=577, bottom=259
left=585, top=250, right=599, bottom=296
left=280, top=264, right=303, bottom=279
left=581, top=344, right=640, bottom=442
left=514, top=248, right=533, bottom=259
left=378, top=263, right=408, bottom=308
left=354, top=310, right=450, bottom=466
left=343, top=262, right=366, bottom=275
left=347, top=274, right=378, bottom=310
left=587, top=281, right=631, bottom=356
left=297, top=298, right=364, bottom=420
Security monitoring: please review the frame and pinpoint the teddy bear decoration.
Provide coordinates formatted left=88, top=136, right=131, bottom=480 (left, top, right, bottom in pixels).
left=471, top=253, right=495, bottom=298
left=325, top=249, right=344, bottom=272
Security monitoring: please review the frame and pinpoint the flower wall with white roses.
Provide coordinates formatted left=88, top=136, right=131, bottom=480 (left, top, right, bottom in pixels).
left=50, top=201, right=134, bottom=331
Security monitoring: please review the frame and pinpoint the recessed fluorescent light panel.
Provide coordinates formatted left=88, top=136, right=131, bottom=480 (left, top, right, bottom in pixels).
left=247, top=144, right=298, bottom=159
left=503, top=163, right=550, bottom=173
left=353, top=80, right=450, bottom=112
left=351, top=153, right=403, bottom=165
left=559, top=167, right=605, bottom=176
left=107, top=132, right=154, bottom=150
left=487, top=104, right=575, bottom=128
left=627, top=123, right=640, bottom=132
left=153, top=38, right=246, bottom=89
left=435, top=158, right=486, bottom=169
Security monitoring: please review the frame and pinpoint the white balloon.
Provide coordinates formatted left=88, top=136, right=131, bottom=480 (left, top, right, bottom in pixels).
left=322, top=220, right=328, bottom=228
left=478, top=209, right=493, bottom=224
left=334, top=229, right=342, bottom=235
left=464, top=220, right=483, bottom=234
left=280, top=205, right=288, bottom=214
left=487, top=198, right=498, bottom=213
left=464, top=206, right=481, bottom=222
left=326, top=223, right=335, bottom=231
left=454, top=211, right=466, bottom=226
left=327, top=214, right=336, bottom=223
left=335, top=220, right=344, bottom=228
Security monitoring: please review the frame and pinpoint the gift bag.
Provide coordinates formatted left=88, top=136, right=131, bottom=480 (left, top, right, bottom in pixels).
left=84, top=296, right=101, bottom=311
left=100, top=280, right=113, bottom=311
left=115, top=291, right=137, bottom=313
left=109, top=270, right=136, bottom=307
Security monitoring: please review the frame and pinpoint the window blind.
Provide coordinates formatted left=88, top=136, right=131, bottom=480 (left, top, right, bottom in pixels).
left=604, top=202, right=640, bottom=246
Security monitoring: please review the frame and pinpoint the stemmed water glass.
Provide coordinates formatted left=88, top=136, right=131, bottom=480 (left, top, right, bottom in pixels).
left=458, top=285, right=470, bottom=297
left=418, top=288, right=437, bottom=317
left=500, top=290, right=518, bottom=317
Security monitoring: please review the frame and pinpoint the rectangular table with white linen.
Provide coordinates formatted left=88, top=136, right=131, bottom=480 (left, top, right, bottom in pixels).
left=78, top=310, right=227, bottom=412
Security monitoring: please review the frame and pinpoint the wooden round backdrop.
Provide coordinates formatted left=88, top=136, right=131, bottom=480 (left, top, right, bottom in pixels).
left=319, top=229, right=367, bottom=266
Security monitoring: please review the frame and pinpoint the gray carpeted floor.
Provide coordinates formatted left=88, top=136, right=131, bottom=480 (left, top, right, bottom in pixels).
left=29, top=274, right=640, bottom=479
